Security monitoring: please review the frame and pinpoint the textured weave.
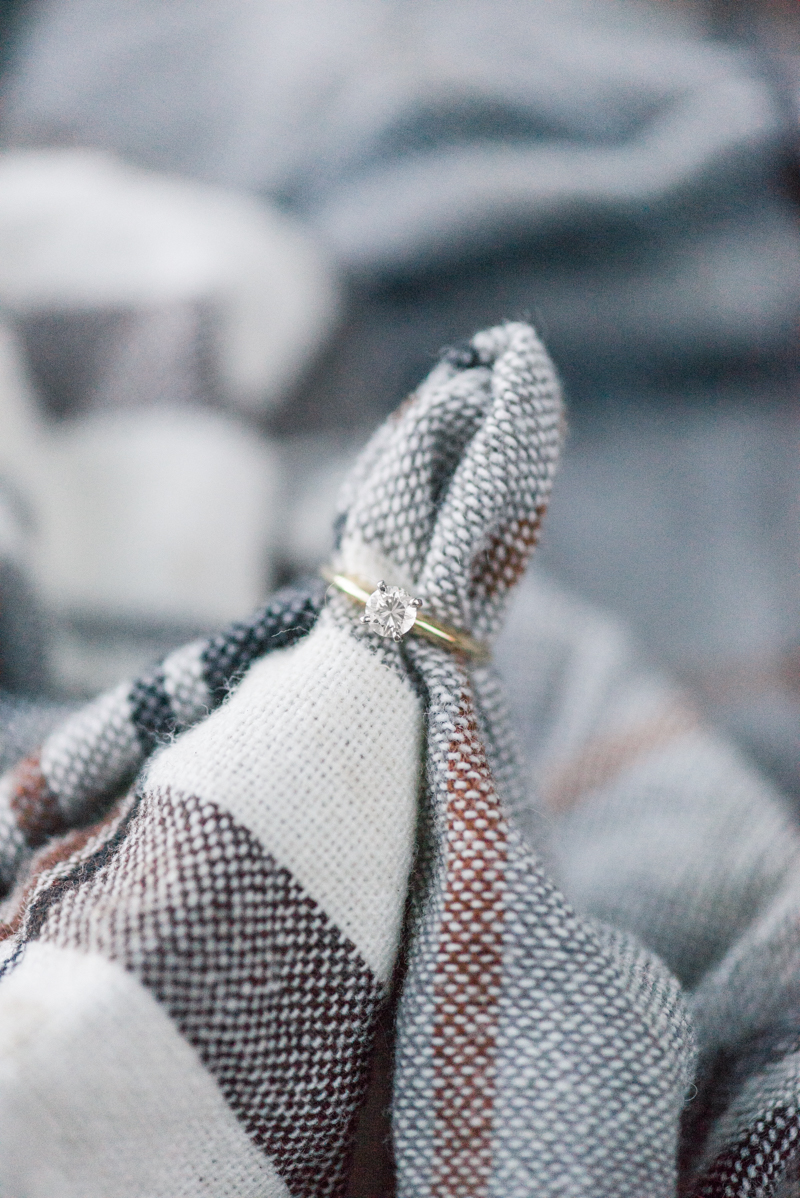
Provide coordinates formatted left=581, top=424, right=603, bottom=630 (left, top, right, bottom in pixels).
left=488, top=568, right=800, bottom=1196
left=0, top=320, right=761, bottom=1196
left=0, top=578, right=324, bottom=889
left=392, top=646, right=691, bottom=1196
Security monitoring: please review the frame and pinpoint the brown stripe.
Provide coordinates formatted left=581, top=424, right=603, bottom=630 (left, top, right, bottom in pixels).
left=543, top=702, right=699, bottom=815
left=469, top=506, right=548, bottom=603
left=344, top=992, right=398, bottom=1198
left=431, top=693, right=507, bottom=1197
left=390, top=391, right=420, bottom=422
left=34, top=789, right=383, bottom=1198
left=690, top=1104, right=800, bottom=1197
left=684, top=647, right=800, bottom=702
left=9, top=754, right=66, bottom=848
left=0, top=798, right=130, bottom=942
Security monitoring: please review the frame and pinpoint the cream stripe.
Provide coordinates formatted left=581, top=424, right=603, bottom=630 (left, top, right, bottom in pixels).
left=0, top=942, right=290, bottom=1198
left=145, top=609, right=421, bottom=982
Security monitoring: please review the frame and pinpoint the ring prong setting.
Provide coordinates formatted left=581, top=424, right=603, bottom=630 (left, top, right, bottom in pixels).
left=362, top=581, right=421, bottom=641
left=320, top=567, right=489, bottom=663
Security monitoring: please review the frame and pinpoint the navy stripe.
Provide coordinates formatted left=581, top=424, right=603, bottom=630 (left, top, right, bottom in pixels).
left=202, top=577, right=325, bottom=705
left=129, top=578, right=325, bottom=751
left=129, top=668, right=177, bottom=752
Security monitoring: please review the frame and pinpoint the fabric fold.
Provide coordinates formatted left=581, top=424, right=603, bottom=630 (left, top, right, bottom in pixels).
left=0, top=322, right=695, bottom=1196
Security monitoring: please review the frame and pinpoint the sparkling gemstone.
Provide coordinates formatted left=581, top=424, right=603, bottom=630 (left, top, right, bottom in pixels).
left=363, top=583, right=420, bottom=640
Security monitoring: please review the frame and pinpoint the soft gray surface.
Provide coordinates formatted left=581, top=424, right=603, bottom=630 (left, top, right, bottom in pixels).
left=0, top=0, right=797, bottom=797
left=2, top=0, right=797, bottom=384
left=497, top=569, right=800, bottom=988
left=0, top=689, right=73, bottom=772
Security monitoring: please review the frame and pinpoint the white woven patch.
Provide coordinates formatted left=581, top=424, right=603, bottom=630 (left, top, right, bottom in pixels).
left=145, top=607, right=421, bottom=982
left=0, top=942, right=290, bottom=1198
left=335, top=534, right=417, bottom=593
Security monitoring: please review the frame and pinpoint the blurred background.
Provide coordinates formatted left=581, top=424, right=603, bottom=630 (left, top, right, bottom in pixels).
left=0, top=0, right=797, bottom=798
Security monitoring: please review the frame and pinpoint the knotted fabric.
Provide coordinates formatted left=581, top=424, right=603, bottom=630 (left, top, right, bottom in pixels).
left=0, top=323, right=694, bottom=1196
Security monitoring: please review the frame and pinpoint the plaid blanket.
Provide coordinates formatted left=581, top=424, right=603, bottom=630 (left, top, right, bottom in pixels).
left=0, top=322, right=795, bottom=1196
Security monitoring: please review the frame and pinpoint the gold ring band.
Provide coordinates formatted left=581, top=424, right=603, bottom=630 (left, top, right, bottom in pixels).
left=321, top=567, right=489, bottom=663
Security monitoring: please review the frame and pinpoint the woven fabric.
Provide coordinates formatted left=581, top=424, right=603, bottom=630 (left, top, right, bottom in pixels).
left=2, top=319, right=788, bottom=1195
left=491, top=570, right=800, bottom=1196
left=0, top=578, right=324, bottom=889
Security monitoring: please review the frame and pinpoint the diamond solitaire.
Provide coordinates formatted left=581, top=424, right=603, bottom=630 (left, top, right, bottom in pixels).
left=361, top=581, right=423, bottom=641
left=321, top=567, right=489, bottom=661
